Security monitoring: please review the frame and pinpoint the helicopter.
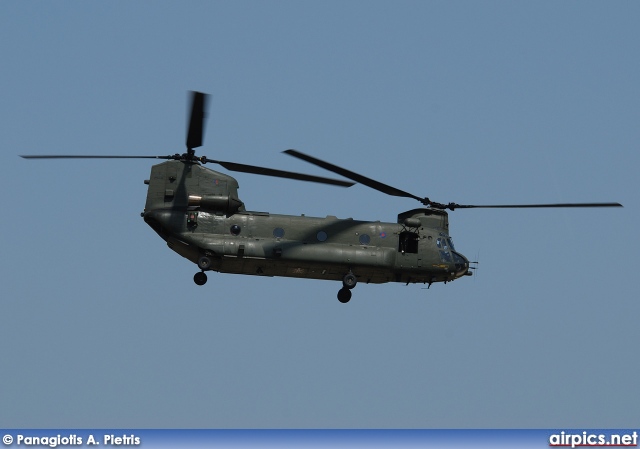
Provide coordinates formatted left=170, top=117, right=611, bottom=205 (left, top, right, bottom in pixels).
left=21, top=91, right=623, bottom=303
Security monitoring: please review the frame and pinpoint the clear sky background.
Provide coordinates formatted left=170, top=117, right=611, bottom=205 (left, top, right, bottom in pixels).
left=1, top=1, right=637, bottom=428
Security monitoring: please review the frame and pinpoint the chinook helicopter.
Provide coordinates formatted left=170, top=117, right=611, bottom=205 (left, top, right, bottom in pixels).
left=21, top=92, right=623, bottom=303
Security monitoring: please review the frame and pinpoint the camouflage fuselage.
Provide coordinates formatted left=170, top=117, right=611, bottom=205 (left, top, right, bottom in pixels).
left=143, top=161, right=469, bottom=286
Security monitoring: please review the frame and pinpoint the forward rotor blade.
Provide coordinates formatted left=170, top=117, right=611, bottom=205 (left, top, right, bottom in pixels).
left=444, top=202, right=623, bottom=210
left=186, top=91, right=207, bottom=150
left=283, top=150, right=623, bottom=210
left=284, top=149, right=424, bottom=201
left=203, top=158, right=354, bottom=187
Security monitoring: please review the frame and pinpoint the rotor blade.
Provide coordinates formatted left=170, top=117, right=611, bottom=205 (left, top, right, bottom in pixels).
left=20, top=155, right=174, bottom=160
left=186, top=91, right=207, bottom=150
left=284, top=149, right=425, bottom=201
left=203, top=158, right=354, bottom=187
left=444, top=202, right=623, bottom=210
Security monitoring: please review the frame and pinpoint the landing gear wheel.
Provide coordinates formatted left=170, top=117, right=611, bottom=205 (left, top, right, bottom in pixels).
left=337, top=288, right=352, bottom=303
left=198, top=256, right=212, bottom=270
left=342, top=272, right=357, bottom=289
left=194, top=271, right=208, bottom=286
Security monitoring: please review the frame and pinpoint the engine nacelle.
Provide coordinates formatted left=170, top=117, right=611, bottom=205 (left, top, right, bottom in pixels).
left=188, top=194, right=244, bottom=214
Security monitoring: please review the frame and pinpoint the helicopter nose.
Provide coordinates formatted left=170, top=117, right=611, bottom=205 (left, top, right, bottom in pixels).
left=452, top=251, right=471, bottom=278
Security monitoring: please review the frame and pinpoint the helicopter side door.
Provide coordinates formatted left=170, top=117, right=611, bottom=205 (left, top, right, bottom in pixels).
left=396, top=229, right=421, bottom=268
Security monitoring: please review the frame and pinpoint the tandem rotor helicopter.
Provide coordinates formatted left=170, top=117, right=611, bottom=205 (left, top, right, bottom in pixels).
left=22, top=92, right=622, bottom=303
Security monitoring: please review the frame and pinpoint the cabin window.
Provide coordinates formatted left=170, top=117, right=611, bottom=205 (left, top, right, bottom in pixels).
left=273, top=227, right=285, bottom=238
left=187, top=211, right=198, bottom=227
left=359, top=234, right=371, bottom=245
left=399, top=231, right=419, bottom=254
left=316, top=231, right=328, bottom=242
left=230, top=224, right=241, bottom=236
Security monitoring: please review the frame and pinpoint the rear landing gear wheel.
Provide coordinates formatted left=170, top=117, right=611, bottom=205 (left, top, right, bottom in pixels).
left=194, top=271, right=208, bottom=286
left=337, top=287, right=352, bottom=303
left=198, top=256, right=212, bottom=270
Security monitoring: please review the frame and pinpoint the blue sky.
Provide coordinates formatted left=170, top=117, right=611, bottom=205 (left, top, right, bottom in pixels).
left=1, top=1, right=638, bottom=428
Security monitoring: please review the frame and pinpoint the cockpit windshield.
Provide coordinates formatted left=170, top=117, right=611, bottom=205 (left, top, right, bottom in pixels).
left=436, top=237, right=455, bottom=251
left=437, top=236, right=460, bottom=264
left=436, top=235, right=468, bottom=276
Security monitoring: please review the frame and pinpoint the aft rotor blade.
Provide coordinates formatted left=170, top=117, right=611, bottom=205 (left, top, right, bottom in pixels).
left=186, top=91, right=207, bottom=150
left=20, top=155, right=174, bottom=160
left=445, top=202, right=623, bottom=210
left=203, top=157, right=354, bottom=187
left=284, top=149, right=425, bottom=201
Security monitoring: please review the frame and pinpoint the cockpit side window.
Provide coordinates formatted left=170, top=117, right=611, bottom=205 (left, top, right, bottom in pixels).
left=437, top=237, right=453, bottom=262
left=439, top=251, right=452, bottom=262
left=447, top=238, right=455, bottom=251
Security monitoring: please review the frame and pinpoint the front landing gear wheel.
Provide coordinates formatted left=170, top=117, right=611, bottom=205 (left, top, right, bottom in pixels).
left=342, top=272, right=357, bottom=289
left=194, top=271, right=208, bottom=286
left=337, top=288, right=352, bottom=303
